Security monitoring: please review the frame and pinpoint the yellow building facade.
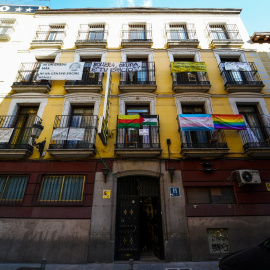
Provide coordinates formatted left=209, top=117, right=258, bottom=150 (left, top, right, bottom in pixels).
left=0, top=6, right=270, bottom=264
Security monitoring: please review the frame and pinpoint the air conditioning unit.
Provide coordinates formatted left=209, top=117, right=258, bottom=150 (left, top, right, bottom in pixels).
left=237, top=170, right=261, bottom=186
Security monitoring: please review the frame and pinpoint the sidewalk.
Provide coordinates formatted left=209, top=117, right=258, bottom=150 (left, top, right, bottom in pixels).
left=0, top=261, right=219, bottom=270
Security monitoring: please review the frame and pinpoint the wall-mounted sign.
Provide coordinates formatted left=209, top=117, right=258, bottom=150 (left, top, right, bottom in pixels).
left=0, top=5, right=40, bottom=14
left=266, top=183, right=270, bottom=191
left=37, top=62, right=85, bottom=80
left=170, top=187, right=180, bottom=197
left=103, top=190, right=111, bottom=199
left=0, top=128, right=14, bottom=143
left=90, top=62, right=142, bottom=73
left=139, top=129, right=149, bottom=136
left=171, top=62, right=207, bottom=73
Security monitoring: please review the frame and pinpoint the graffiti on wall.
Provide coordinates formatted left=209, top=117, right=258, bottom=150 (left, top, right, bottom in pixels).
left=207, top=228, right=231, bottom=254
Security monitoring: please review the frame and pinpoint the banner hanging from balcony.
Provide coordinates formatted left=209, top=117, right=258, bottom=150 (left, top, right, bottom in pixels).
left=118, top=115, right=157, bottom=128
left=0, top=128, right=14, bottom=143
left=51, top=128, right=68, bottom=140
left=224, top=62, right=250, bottom=71
left=118, top=115, right=144, bottom=128
left=171, top=62, right=207, bottom=73
left=212, top=114, right=247, bottom=130
left=178, top=114, right=214, bottom=131
left=36, top=62, right=85, bottom=80
left=67, top=128, right=85, bottom=141
left=90, top=62, right=142, bottom=73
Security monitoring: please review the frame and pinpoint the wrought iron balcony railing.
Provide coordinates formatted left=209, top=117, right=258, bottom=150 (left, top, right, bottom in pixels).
left=32, top=25, right=66, bottom=43
left=166, top=24, right=198, bottom=42
left=115, top=115, right=160, bottom=149
left=0, top=114, right=42, bottom=151
left=119, top=62, right=156, bottom=85
left=219, top=62, right=264, bottom=87
left=172, top=71, right=210, bottom=86
left=239, top=114, right=270, bottom=151
left=180, top=130, right=228, bottom=149
left=0, top=19, right=16, bottom=41
left=65, top=64, right=103, bottom=86
left=208, top=24, right=242, bottom=41
left=12, top=62, right=51, bottom=87
left=76, top=30, right=108, bottom=43
left=48, top=115, right=98, bottom=150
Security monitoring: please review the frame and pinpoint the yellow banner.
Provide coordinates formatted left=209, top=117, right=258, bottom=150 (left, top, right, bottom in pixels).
left=171, top=62, right=207, bottom=73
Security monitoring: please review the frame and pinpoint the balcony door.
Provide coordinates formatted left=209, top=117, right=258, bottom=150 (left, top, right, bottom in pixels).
left=88, top=25, right=104, bottom=41
left=126, top=105, right=150, bottom=148
left=210, top=25, right=228, bottom=40
left=182, top=105, right=209, bottom=145
left=238, top=105, right=268, bottom=145
left=67, top=106, right=94, bottom=148
left=11, top=107, right=38, bottom=146
left=128, top=58, right=148, bottom=83
left=47, top=25, right=64, bottom=41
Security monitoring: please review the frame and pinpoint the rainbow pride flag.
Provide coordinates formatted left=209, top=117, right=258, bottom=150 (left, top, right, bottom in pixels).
left=117, top=115, right=144, bottom=128
left=212, top=114, right=246, bottom=130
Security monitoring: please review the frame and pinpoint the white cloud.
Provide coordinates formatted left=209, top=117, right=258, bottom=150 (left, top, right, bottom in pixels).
left=143, top=0, right=153, bottom=7
left=117, top=0, right=124, bottom=7
left=127, top=0, right=136, bottom=6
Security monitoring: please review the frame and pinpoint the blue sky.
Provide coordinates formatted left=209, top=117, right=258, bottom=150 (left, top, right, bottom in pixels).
left=50, top=0, right=270, bottom=36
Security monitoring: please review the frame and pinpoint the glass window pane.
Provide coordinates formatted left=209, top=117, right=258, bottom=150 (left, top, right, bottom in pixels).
left=61, top=175, right=84, bottom=201
left=2, top=176, right=27, bottom=200
left=211, top=187, right=235, bottom=204
left=39, top=176, right=62, bottom=201
left=186, top=187, right=210, bottom=204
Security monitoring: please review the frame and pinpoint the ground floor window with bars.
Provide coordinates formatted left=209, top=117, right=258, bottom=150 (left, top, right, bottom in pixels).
left=0, top=175, right=28, bottom=202
left=38, top=175, right=85, bottom=203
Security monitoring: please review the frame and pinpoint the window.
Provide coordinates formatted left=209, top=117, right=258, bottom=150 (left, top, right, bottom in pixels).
left=39, top=175, right=85, bottom=202
left=47, top=25, right=65, bottom=41
left=207, top=228, right=231, bottom=254
left=170, top=24, right=188, bottom=40
left=0, top=18, right=15, bottom=40
left=129, top=24, right=146, bottom=40
left=186, top=187, right=236, bottom=204
left=0, top=175, right=28, bottom=201
left=209, top=25, right=228, bottom=40
left=88, top=24, right=104, bottom=41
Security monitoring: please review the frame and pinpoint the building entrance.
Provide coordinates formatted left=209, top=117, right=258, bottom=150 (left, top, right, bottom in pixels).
left=115, top=176, right=164, bottom=261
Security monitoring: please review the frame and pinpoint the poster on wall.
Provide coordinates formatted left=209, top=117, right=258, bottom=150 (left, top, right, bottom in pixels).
left=0, top=128, right=14, bottom=143
left=37, top=62, right=85, bottom=80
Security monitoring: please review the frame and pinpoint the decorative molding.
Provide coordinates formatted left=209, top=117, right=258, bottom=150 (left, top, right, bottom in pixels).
left=168, top=48, right=201, bottom=62
left=213, top=49, right=247, bottom=64
left=62, top=93, right=102, bottom=115
left=119, top=93, right=156, bottom=114
left=74, top=49, right=107, bottom=62
left=174, top=93, right=213, bottom=114
left=121, top=48, right=154, bottom=62
left=228, top=96, right=269, bottom=115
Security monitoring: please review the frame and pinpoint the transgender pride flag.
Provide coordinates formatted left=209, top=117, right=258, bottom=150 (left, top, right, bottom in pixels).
left=179, top=114, right=214, bottom=131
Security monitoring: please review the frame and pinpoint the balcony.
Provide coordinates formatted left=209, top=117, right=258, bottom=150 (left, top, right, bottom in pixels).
left=180, top=130, right=229, bottom=157
left=121, top=24, right=152, bottom=48
left=251, top=32, right=270, bottom=43
left=172, top=71, right=211, bottom=93
left=208, top=24, right=244, bottom=48
left=219, top=62, right=264, bottom=93
left=166, top=24, right=199, bottom=48
left=30, top=25, right=66, bottom=49
left=0, top=115, right=42, bottom=159
left=118, top=62, right=156, bottom=92
left=115, top=115, right=162, bottom=158
left=239, top=114, right=270, bottom=157
left=47, top=115, right=98, bottom=159
left=0, top=19, right=16, bottom=41
left=64, top=64, right=103, bottom=93
left=75, top=25, right=107, bottom=48
left=12, top=63, right=51, bottom=93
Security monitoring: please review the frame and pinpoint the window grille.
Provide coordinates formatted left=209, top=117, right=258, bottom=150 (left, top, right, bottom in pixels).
left=38, top=175, right=85, bottom=202
left=0, top=175, right=28, bottom=202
